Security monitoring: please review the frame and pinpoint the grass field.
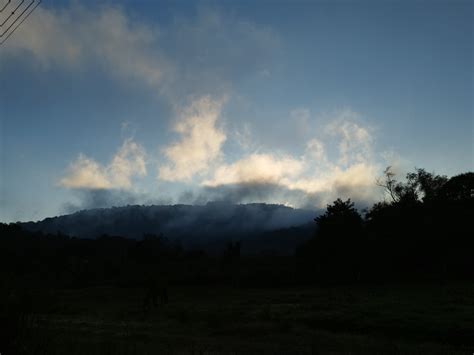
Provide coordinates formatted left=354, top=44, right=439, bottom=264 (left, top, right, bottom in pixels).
left=13, top=282, right=474, bottom=354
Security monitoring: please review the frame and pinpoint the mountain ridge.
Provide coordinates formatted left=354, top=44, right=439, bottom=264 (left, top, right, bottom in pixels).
left=20, top=203, right=320, bottom=253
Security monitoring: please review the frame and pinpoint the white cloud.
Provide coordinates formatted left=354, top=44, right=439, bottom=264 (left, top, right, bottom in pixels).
left=3, top=5, right=167, bottom=89
left=60, top=139, right=146, bottom=189
left=305, top=138, right=326, bottom=162
left=200, top=111, right=383, bottom=208
left=288, top=163, right=380, bottom=206
left=108, top=139, right=147, bottom=187
left=233, top=122, right=253, bottom=151
left=59, top=103, right=383, bottom=207
left=4, top=3, right=393, bottom=210
left=59, top=154, right=113, bottom=190
left=204, top=153, right=305, bottom=187
left=3, top=4, right=279, bottom=102
left=325, top=112, right=373, bottom=166
left=294, top=116, right=380, bottom=205
left=166, top=6, right=280, bottom=100
left=158, top=96, right=227, bottom=181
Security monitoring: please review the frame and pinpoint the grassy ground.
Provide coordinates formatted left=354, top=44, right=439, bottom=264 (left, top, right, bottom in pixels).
left=16, top=283, right=474, bottom=354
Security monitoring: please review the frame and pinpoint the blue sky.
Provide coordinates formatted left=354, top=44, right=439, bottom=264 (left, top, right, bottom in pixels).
left=0, top=0, right=472, bottom=222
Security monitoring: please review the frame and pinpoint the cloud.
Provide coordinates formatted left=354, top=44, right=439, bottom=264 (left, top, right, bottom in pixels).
left=198, top=112, right=384, bottom=209
left=325, top=112, right=373, bottom=166
left=233, top=122, right=253, bottom=151
left=3, top=4, right=279, bottom=102
left=3, top=3, right=396, bottom=215
left=305, top=138, right=326, bottom=162
left=56, top=105, right=388, bottom=211
left=288, top=163, right=381, bottom=207
left=60, top=139, right=146, bottom=189
left=59, top=155, right=113, bottom=190
left=158, top=96, right=227, bottom=181
left=204, top=153, right=304, bottom=187
left=58, top=104, right=385, bottom=210
left=165, top=6, right=280, bottom=101
left=195, top=163, right=380, bottom=210
left=182, top=182, right=316, bottom=208
left=3, top=5, right=168, bottom=89
left=62, top=188, right=172, bottom=214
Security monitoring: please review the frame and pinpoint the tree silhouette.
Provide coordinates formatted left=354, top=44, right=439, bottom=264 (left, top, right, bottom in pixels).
left=407, top=168, right=448, bottom=202
left=377, top=166, right=418, bottom=204
left=439, top=172, right=474, bottom=201
left=315, top=198, right=363, bottom=233
left=377, top=167, right=449, bottom=204
left=300, top=198, right=364, bottom=282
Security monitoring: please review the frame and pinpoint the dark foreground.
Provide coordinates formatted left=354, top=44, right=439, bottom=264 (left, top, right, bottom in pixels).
left=2, top=170, right=473, bottom=354
left=3, top=283, right=474, bottom=354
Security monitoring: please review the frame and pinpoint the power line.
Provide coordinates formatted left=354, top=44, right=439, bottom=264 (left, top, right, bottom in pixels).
left=1, top=0, right=25, bottom=27
left=0, top=0, right=40, bottom=45
left=0, top=0, right=34, bottom=36
left=0, top=1, right=11, bottom=13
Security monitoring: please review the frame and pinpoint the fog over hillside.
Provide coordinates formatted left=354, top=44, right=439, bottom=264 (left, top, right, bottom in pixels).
left=21, top=203, right=319, bottom=252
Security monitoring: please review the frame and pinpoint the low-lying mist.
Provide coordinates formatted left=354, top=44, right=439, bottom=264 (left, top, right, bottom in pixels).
left=22, top=202, right=320, bottom=253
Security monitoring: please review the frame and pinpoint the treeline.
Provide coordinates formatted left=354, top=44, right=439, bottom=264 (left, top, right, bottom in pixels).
left=298, top=169, right=474, bottom=282
left=0, top=168, right=473, bottom=289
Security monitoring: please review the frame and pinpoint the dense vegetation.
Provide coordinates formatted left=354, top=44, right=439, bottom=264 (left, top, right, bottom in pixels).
left=299, top=169, right=474, bottom=283
left=1, top=168, right=473, bottom=354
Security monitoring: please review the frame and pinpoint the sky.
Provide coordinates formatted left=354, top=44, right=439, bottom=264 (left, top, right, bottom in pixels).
left=0, top=0, right=472, bottom=222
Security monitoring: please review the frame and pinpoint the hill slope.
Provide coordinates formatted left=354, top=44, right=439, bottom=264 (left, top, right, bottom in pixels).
left=21, top=202, right=319, bottom=253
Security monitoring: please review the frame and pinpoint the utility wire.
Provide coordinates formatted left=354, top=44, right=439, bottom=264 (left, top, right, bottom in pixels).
left=1, top=0, right=25, bottom=27
left=0, top=0, right=33, bottom=36
left=0, top=0, right=39, bottom=45
left=0, top=0, right=11, bottom=13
